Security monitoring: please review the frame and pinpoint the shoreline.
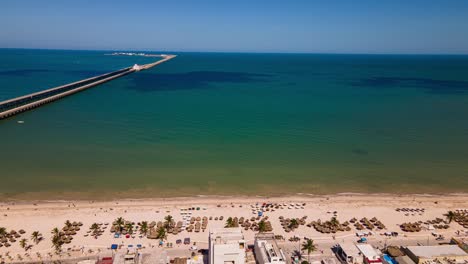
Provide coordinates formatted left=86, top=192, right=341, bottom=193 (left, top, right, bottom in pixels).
left=0, top=193, right=468, bottom=208
left=2, top=192, right=468, bottom=205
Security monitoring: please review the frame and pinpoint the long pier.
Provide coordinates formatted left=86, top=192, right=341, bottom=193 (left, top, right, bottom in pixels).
left=0, top=55, right=176, bottom=120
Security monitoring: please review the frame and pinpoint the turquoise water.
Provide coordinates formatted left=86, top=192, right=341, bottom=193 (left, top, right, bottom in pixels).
left=1, top=49, right=468, bottom=199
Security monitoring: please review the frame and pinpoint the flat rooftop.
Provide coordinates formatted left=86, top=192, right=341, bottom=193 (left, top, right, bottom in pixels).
left=356, top=244, right=381, bottom=261
left=210, top=227, right=244, bottom=244
left=339, top=243, right=361, bottom=256
left=255, top=233, right=285, bottom=263
left=406, top=245, right=468, bottom=258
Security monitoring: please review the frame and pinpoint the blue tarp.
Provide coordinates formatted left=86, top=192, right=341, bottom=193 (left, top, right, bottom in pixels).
left=111, top=244, right=118, bottom=250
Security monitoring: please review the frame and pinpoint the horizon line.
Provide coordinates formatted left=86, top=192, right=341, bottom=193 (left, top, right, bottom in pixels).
left=1, top=47, right=468, bottom=56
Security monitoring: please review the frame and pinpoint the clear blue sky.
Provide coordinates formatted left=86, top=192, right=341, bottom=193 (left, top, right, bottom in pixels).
left=1, top=0, right=468, bottom=54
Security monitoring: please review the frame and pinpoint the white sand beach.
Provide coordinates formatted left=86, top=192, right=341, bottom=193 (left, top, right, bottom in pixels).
left=0, top=194, right=467, bottom=263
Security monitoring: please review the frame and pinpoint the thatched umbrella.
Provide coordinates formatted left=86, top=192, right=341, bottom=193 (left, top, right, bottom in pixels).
left=18, top=229, right=26, bottom=234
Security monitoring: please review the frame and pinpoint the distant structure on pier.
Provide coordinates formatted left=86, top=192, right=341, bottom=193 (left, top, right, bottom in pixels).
left=132, top=64, right=142, bottom=71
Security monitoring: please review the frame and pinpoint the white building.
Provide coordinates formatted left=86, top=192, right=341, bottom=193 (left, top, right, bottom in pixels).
left=209, top=228, right=246, bottom=264
left=254, top=233, right=286, bottom=264
left=132, top=64, right=142, bottom=71
left=356, top=244, right=383, bottom=264
left=335, top=243, right=363, bottom=264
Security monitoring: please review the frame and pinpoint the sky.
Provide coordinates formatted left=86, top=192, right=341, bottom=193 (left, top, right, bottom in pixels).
left=1, top=0, right=468, bottom=54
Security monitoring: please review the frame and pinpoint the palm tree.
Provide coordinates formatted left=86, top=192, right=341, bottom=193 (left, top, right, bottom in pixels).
left=51, top=227, right=60, bottom=237
left=258, top=220, right=267, bottom=233
left=302, top=239, right=317, bottom=264
left=125, top=223, right=134, bottom=234
left=330, top=217, right=340, bottom=227
left=225, top=217, right=235, bottom=228
left=51, top=234, right=63, bottom=253
left=31, top=231, right=42, bottom=244
left=164, top=215, right=173, bottom=229
left=289, top=219, right=299, bottom=229
left=115, top=217, right=125, bottom=233
left=0, top=227, right=6, bottom=236
left=90, top=223, right=100, bottom=235
left=156, top=226, right=166, bottom=240
left=140, top=221, right=149, bottom=235
left=444, top=211, right=455, bottom=223
left=19, top=238, right=28, bottom=251
left=64, top=220, right=72, bottom=228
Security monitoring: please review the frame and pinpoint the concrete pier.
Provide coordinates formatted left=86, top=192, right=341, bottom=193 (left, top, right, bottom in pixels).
left=0, top=55, right=176, bottom=120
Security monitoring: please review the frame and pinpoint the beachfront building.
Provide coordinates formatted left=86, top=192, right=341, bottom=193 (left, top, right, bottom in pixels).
left=403, top=245, right=468, bottom=264
left=356, top=244, right=383, bottom=264
left=254, top=233, right=286, bottom=264
left=335, top=243, right=363, bottom=264
left=209, top=227, right=246, bottom=264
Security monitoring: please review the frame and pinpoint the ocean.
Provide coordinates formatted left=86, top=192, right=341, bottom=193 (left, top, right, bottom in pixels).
left=1, top=49, right=467, bottom=200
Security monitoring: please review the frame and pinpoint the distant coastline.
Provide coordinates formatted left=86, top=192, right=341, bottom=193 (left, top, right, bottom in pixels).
left=104, top=52, right=168, bottom=57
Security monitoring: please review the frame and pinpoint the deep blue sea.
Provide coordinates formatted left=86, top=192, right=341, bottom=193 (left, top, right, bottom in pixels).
left=1, top=49, right=468, bottom=199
